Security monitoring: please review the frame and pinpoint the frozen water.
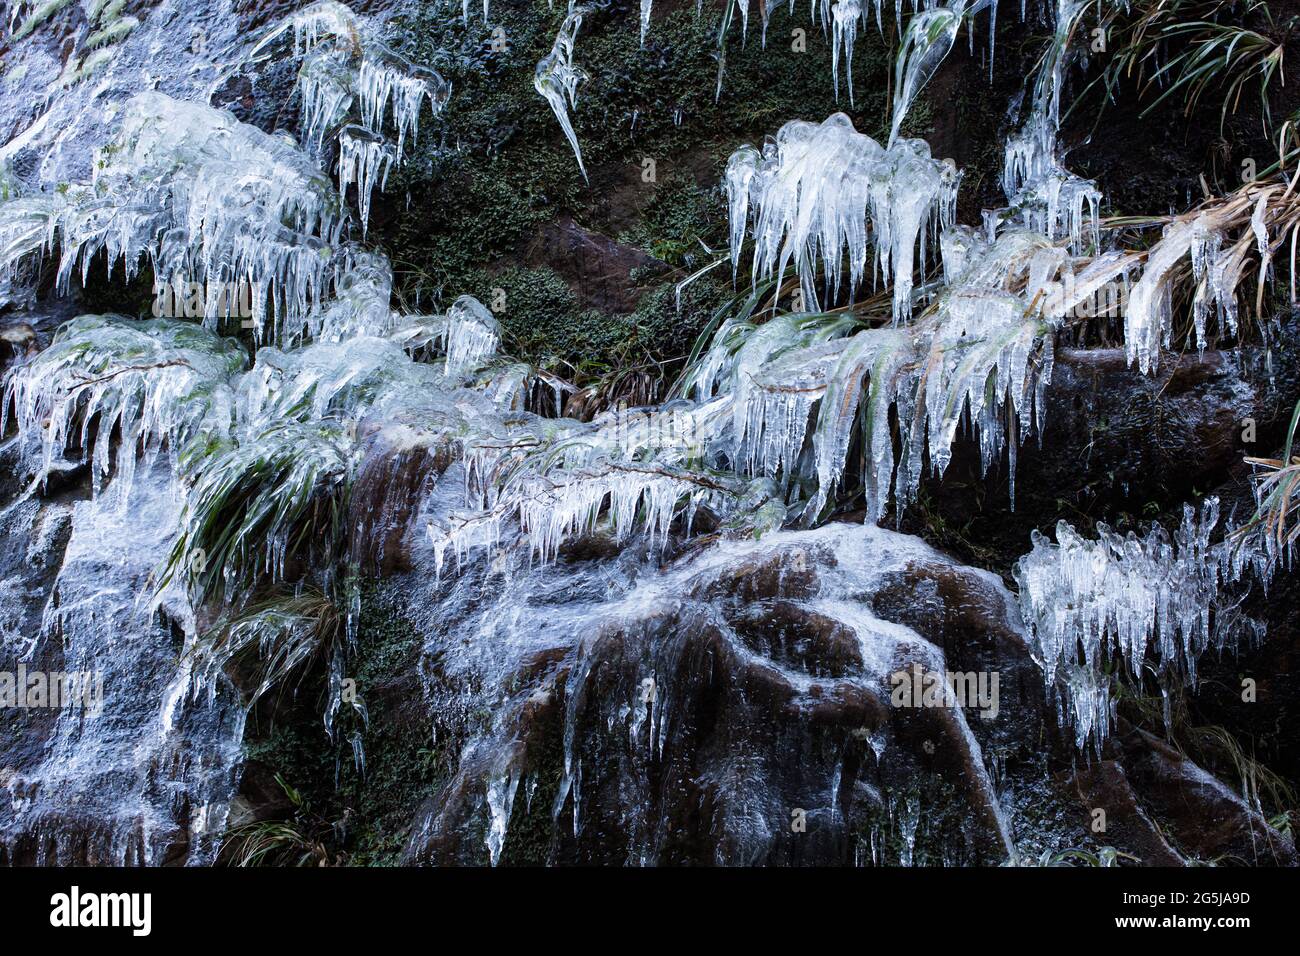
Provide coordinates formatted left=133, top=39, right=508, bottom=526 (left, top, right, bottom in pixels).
left=724, top=113, right=958, bottom=323
left=535, top=7, right=591, bottom=181
left=1014, top=500, right=1270, bottom=752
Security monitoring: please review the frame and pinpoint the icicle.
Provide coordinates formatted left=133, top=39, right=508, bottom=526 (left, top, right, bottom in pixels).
left=888, top=6, right=961, bottom=147
left=441, top=295, right=502, bottom=376
left=1013, top=499, right=1268, bottom=753
left=831, top=0, right=863, bottom=105
left=723, top=113, right=958, bottom=323
left=1, top=315, right=246, bottom=500
left=337, top=125, right=395, bottom=235
left=535, top=7, right=590, bottom=181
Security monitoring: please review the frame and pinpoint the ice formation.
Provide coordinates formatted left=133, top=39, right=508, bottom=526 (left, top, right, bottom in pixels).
left=998, top=0, right=1101, bottom=253
left=889, top=5, right=964, bottom=146
left=686, top=224, right=1063, bottom=522
left=535, top=7, right=591, bottom=181
left=1014, top=500, right=1272, bottom=752
left=724, top=113, right=959, bottom=323
left=1, top=0, right=1293, bottom=866
left=0, top=92, right=344, bottom=343
left=252, top=0, right=450, bottom=232
left=338, top=125, right=395, bottom=235
left=1, top=314, right=245, bottom=498
left=640, top=0, right=653, bottom=45
left=715, top=0, right=1004, bottom=109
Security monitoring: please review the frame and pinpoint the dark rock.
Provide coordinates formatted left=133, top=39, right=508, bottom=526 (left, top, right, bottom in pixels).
left=1116, top=726, right=1297, bottom=866
left=522, top=216, right=668, bottom=315
left=1068, top=761, right=1185, bottom=866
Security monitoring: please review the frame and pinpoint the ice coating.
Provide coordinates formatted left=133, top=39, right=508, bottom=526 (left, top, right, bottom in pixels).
left=889, top=6, right=962, bottom=146
left=1013, top=500, right=1272, bottom=753
left=258, top=1, right=450, bottom=233
left=405, top=520, right=1015, bottom=864
left=998, top=0, right=1101, bottom=254
left=831, top=0, right=864, bottom=105
left=1, top=0, right=1294, bottom=867
left=338, top=125, right=395, bottom=235
left=0, top=92, right=344, bottom=343
left=1, top=314, right=246, bottom=498
left=0, top=461, right=246, bottom=865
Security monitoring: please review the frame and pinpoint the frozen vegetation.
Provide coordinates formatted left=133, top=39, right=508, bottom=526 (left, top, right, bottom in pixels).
left=0, top=0, right=1295, bottom=865
left=1014, top=501, right=1274, bottom=752
left=535, top=5, right=591, bottom=181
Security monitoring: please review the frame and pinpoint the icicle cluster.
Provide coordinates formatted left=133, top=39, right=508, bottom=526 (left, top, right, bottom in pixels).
left=1, top=314, right=245, bottom=498
left=999, top=0, right=1101, bottom=254
left=254, top=0, right=450, bottom=233
left=1013, top=499, right=1269, bottom=752
left=690, top=224, right=1063, bottom=522
left=725, top=113, right=959, bottom=323
left=0, top=92, right=344, bottom=343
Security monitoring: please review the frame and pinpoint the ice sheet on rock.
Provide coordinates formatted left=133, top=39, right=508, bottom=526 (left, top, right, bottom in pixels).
left=401, top=521, right=1015, bottom=864
left=0, top=464, right=245, bottom=865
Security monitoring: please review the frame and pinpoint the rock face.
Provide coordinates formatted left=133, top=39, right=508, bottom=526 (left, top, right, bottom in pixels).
left=522, top=217, right=668, bottom=316
left=1115, top=728, right=1297, bottom=867
left=0, top=453, right=245, bottom=865
left=3, top=1, right=1299, bottom=872
left=395, top=523, right=1032, bottom=865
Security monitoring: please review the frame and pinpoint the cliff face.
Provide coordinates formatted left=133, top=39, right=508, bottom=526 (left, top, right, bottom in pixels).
left=1, top=0, right=1298, bottom=867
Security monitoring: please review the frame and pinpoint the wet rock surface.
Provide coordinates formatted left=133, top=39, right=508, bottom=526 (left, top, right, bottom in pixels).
left=400, top=524, right=1021, bottom=865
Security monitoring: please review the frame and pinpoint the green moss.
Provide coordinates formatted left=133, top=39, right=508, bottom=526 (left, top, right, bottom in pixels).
left=237, top=582, right=455, bottom=866
left=14, top=0, right=73, bottom=41
left=617, top=173, right=725, bottom=268
left=377, top=0, right=893, bottom=383
left=485, top=265, right=624, bottom=369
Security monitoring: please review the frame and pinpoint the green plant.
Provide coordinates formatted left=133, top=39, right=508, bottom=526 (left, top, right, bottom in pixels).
left=225, top=774, right=339, bottom=867
left=164, top=420, right=354, bottom=607
left=1092, top=0, right=1295, bottom=134
left=196, top=587, right=346, bottom=709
